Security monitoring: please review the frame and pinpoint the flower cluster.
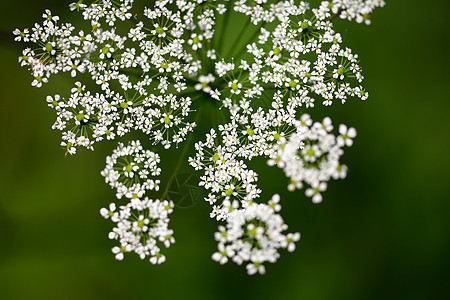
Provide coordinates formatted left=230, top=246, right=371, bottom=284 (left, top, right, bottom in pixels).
left=190, top=128, right=259, bottom=220
left=15, top=0, right=384, bottom=274
left=13, top=9, right=78, bottom=87
left=213, top=1, right=372, bottom=111
left=15, top=1, right=203, bottom=154
left=268, top=114, right=356, bottom=203
left=212, top=195, right=300, bottom=275
left=140, top=94, right=196, bottom=149
left=101, top=140, right=161, bottom=199
left=329, top=0, right=385, bottom=25
left=101, top=197, right=175, bottom=263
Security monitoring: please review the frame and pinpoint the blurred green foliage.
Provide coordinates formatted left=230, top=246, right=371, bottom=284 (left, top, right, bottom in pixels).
left=1, top=1, right=449, bottom=299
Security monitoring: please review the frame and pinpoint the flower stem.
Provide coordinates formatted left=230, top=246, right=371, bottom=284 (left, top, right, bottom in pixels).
left=327, top=9, right=344, bottom=22
left=226, top=18, right=251, bottom=59
left=218, top=0, right=233, bottom=55
left=159, top=111, right=200, bottom=201
left=159, top=133, right=193, bottom=201
left=234, top=21, right=267, bottom=61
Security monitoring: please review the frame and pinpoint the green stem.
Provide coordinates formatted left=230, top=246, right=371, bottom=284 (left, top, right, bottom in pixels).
left=159, top=113, right=199, bottom=201
left=218, top=0, right=233, bottom=55
left=234, top=21, right=267, bottom=61
left=327, top=9, right=344, bottom=22
left=226, top=18, right=251, bottom=59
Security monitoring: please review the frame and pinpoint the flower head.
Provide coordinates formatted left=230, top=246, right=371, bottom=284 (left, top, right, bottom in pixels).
left=102, top=197, right=175, bottom=262
left=15, top=0, right=383, bottom=273
left=212, top=195, right=300, bottom=275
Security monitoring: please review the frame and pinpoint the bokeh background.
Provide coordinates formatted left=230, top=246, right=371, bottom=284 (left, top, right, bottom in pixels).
left=1, top=1, right=449, bottom=299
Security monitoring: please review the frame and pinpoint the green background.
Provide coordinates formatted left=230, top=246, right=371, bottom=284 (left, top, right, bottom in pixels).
left=1, top=1, right=449, bottom=299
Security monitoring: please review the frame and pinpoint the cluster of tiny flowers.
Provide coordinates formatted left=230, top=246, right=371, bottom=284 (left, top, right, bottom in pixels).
left=100, top=197, right=175, bottom=263
left=190, top=128, right=261, bottom=220
left=14, top=0, right=218, bottom=154
left=268, top=114, right=356, bottom=203
left=327, top=0, right=386, bottom=25
left=233, top=0, right=384, bottom=25
left=200, top=155, right=261, bottom=221
left=140, top=94, right=196, bottom=149
left=212, top=194, right=300, bottom=275
left=213, top=1, right=371, bottom=111
left=13, top=9, right=77, bottom=87
left=46, top=81, right=195, bottom=154
left=15, top=0, right=384, bottom=273
left=101, top=140, right=161, bottom=199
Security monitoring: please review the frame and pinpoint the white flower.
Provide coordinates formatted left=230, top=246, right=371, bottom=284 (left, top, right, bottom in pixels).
left=337, top=124, right=357, bottom=147
left=188, top=33, right=203, bottom=51
left=100, top=203, right=117, bottom=220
